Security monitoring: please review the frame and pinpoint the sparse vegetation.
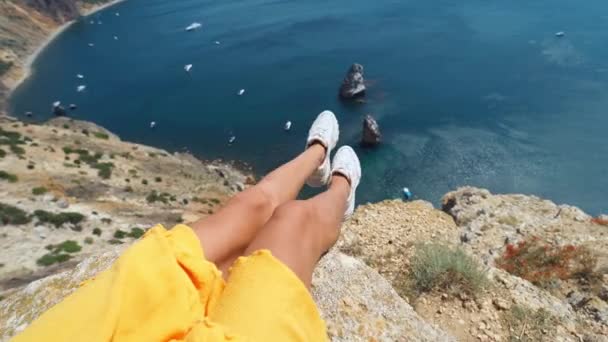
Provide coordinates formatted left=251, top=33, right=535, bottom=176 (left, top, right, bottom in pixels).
left=101, top=218, right=112, bottom=224
left=0, top=203, right=31, bottom=225
left=93, top=132, right=109, bottom=140
left=128, top=227, right=145, bottom=238
left=496, top=238, right=598, bottom=288
left=84, top=237, right=94, bottom=244
left=33, top=210, right=85, bottom=228
left=63, top=146, right=114, bottom=179
left=503, top=305, right=555, bottom=342
left=407, top=244, right=487, bottom=298
left=146, top=190, right=171, bottom=204
left=32, top=186, right=48, bottom=195
left=0, top=170, right=18, bottom=183
left=37, top=240, right=82, bottom=266
left=114, top=229, right=127, bottom=239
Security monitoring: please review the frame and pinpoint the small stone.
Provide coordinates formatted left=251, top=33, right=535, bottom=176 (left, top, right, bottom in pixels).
left=492, top=298, right=510, bottom=311
left=56, top=198, right=69, bottom=209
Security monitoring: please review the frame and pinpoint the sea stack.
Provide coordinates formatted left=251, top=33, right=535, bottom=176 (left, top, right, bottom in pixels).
left=361, top=114, right=381, bottom=146
left=339, top=63, right=366, bottom=99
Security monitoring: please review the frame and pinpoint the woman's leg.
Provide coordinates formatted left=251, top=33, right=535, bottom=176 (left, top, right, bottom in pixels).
left=189, top=144, right=324, bottom=272
left=243, top=176, right=349, bottom=288
left=189, top=110, right=340, bottom=273
left=243, top=146, right=361, bottom=288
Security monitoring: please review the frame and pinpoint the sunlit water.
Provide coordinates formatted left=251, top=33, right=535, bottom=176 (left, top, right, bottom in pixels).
left=10, top=0, right=608, bottom=214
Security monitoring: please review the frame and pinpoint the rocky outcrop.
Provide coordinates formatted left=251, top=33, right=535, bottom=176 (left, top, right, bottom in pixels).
left=0, top=116, right=250, bottom=290
left=339, top=63, right=366, bottom=99
left=21, top=0, right=80, bottom=23
left=0, top=247, right=453, bottom=341
left=361, top=114, right=381, bottom=146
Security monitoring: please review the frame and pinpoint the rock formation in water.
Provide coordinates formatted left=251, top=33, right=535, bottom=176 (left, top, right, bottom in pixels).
left=361, top=114, right=381, bottom=146
left=339, top=63, right=366, bottom=99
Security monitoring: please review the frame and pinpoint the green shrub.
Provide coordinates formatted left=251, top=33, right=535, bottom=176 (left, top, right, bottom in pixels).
left=26, top=164, right=35, bottom=170
left=146, top=191, right=171, bottom=204
left=50, top=240, right=82, bottom=253
left=81, top=129, right=90, bottom=136
left=503, top=305, right=555, bottom=342
left=37, top=253, right=71, bottom=266
left=124, top=186, right=133, bottom=192
left=108, top=239, right=124, bottom=245
left=101, top=218, right=112, bottom=224
left=0, top=170, right=18, bottom=183
left=142, top=179, right=148, bottom=185
left=93, top=132, right=109, bottom=140
left=409, top=244, right=487, bottom=298
left=0, top=148, right=6, bottom=158
left=154, top=176, right=162, bottom=183
left=128, top=227, right=145, bottom=239
left=0, top=203, right=31, bottom=225
left=63, top=146, right=113, bottom=179
left=114, top=229, right=127, bottom=239
left=33, top=210, right=85, bottom=227
left=92, top=227, right=102, bottom=236
left=32, top=187, right=48, bottom=195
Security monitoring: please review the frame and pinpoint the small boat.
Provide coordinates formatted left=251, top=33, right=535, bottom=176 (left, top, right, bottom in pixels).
left=88, top=43, right=95, bottom=47
left=185, top=22, right=202, bottom=31
left=184, top=64, right=193, bottom=72
left=69, top=104, right=77, bottom=110
left=229, top=136, right=236, bottom=144
left=98, top=21, right=103, bottom=25
left=25, top=111, right=33, bottom=117
left=53, top=101, right=61, bottom=108
left=90, top=20, right=95, bottom=24
left=214, top=41, right=221, bottom=45
left=77, top=85, right=86, bottom=92
left=150, top=121, right=156, bottom=128
left=114, top=36, right=119, bottom=40
left=115, top=12, right=120, bottom=16
left=284, top=121, right=292, bottom=131
left=76, top=74, right=84, bottom=79
left=402, top=187, right=413, bottom=200
left=238, top=89, right=245, bottom=96
left=555, top=31, right=565, bottom=37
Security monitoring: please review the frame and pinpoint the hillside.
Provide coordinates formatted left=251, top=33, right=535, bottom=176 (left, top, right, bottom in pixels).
left=0, top=0, right=117, bottom=111
left=0, top=116, right=250, bottom=290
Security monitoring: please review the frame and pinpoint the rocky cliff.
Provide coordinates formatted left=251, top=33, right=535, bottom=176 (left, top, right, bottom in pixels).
left=0, top=0, right=116, bottom=110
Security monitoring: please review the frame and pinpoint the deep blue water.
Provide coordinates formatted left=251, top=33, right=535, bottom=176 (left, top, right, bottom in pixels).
left=10, top=0, right=608, bottom=214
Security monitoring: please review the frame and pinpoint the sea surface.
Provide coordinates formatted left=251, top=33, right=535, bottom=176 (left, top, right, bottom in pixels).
left=10, top=0, right=608, bottom=214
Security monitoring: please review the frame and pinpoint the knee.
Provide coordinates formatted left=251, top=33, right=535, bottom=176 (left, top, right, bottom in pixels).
left=231, top=186, right=278, bottom=215
left=272, top=201, right=315, bottom=224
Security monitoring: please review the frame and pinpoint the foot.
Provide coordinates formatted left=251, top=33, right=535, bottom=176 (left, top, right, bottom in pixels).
left=331, top=146, right=361, bottom=219
left=305, top=110, right=339, bottom=187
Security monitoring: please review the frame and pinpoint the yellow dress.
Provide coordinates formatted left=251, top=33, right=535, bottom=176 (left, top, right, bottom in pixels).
left=12, top=225, right=328, bottom=341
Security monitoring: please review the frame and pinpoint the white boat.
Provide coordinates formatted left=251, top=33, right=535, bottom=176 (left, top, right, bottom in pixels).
left=76, top=74, right=84, bottom=79
left=284, top=121, right=292, bottom=131
left=229, top=136, right=236, bottom=144
left=88, top=43, right=95, bottom=47
left=555, top=31, right=565, bottom=37
left=184, top=64, right=193, bottom=72
left=238, top=89, right=245, bottom=96
left=214, top=41, right=221, bottom=45
left=185, top=22, right=202, bottom=31
left=77, top=85, right=86, bottom=92
left=53, top=101, right=61, bottom=107
left=150, top=121, right=156, bottom=128
left=98, top=21, right=102, bottom=25
left=90, top=20, right=95, bottom=24
left=114, top=36, right=119, bottom=40
left=115, top=12, right=120, bottom=16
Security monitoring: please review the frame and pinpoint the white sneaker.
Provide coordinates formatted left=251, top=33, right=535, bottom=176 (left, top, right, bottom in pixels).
left=305, top=110, right=339, bottom=187
left=331, top=146, right=361, bottom=219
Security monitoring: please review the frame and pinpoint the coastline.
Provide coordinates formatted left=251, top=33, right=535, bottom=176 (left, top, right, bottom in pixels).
left=3, top=0, right=127, bottom=107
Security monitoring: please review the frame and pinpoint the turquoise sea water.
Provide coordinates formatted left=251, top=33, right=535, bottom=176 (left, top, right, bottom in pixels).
left=9, top=0, right=608, bottom=214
